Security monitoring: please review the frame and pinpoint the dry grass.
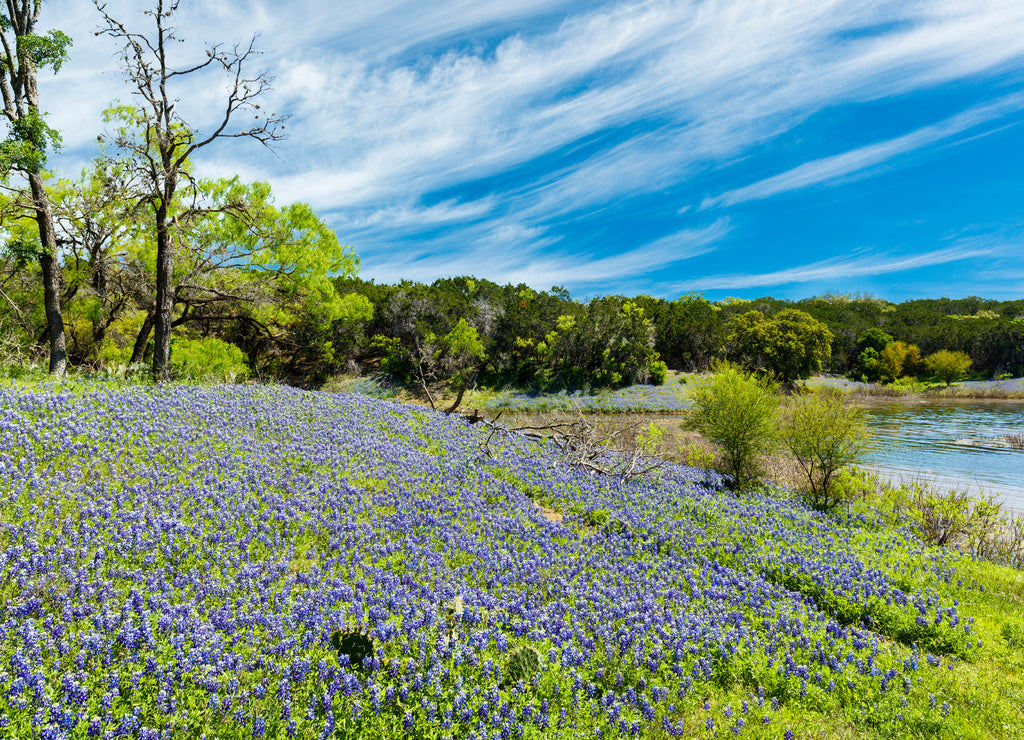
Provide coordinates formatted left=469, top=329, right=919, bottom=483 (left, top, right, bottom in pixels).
left=535, top=503, right=563, bottom=523
left=1006, top=433, right=1024, bottom=449
left=934, top=386, right=1024, bottom=400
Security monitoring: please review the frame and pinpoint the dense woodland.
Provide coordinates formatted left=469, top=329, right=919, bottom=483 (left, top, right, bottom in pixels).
left=4, top=229, right=1024, bottom=390
left=321, top=278, right=1024, bottom=389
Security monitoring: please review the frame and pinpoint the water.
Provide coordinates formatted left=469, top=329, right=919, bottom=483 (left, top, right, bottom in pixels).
left=861, top=400, right=1024, bottom=510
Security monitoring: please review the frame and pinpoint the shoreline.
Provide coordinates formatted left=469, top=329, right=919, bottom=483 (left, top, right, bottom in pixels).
left=863, top=463, right=1024, bottom=513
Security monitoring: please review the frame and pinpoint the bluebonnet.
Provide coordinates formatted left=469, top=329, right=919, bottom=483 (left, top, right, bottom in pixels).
left=0, top=383, right=973, bottom=737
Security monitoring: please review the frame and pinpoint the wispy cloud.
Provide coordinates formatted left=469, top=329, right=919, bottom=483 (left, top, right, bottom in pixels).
left=35, top=0, right=1024, bottom=294
left=703, top=93, right=1024, bottom=208
left=360, top=218, right=729, bottom=292
left=668, top=241, right=1000, bottom=292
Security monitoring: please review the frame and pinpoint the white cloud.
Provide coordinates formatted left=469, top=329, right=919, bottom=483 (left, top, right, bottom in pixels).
left=668, top=240, right=1000, bottom=292
left=31, top=0, right=1024, bottom=290
left=703, top=93, right=1024, bottom=208
left=358, top=217, right=728, bottom=291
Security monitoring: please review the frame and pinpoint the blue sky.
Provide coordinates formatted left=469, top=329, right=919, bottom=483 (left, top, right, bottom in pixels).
left=44, top=0, right=1024, bottom=301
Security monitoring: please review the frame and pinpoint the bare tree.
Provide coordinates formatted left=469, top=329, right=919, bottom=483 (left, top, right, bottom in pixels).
left=95, top=0, right=286, bottom=380
left=0, top=1, right=72, bottom=374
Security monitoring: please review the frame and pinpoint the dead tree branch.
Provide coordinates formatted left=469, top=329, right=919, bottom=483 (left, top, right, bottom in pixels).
left=475, top=408, right=666, bottom=482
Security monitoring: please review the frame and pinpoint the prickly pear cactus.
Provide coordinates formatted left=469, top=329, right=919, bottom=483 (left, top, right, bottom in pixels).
left=505, top=645, right=541, bottom=684
left=331, top=628, right=374, bottom=669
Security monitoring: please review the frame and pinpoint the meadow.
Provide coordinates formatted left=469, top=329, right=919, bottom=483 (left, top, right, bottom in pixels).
left=0, top=383, right=1022, bottom=739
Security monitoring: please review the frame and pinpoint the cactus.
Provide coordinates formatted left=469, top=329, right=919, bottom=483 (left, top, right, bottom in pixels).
left=504, top=645, right=541, bottom=685
left=445, top=595, right=464, bottom=621
left=331, top=628, right=374, bottom=670
left=603, top=517, right=628, bottom=535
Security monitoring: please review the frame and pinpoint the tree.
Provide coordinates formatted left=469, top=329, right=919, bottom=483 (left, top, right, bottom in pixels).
left=728, top=308, right=833, bottom=383
left=924, top=349, right=972, bottom=386
left=635, top=292, right=725, bottom=371
left=96, top=0, right=286, bottom=380
left=0, top=1, right=72, bottom=374
left=49, top=158, right=147, bottom=366
left=683, top=362, right=779, bottom=492
left=878, top=340, right=921, bottom=383
left=856, top=327, right=893, bottom=353
left=150, top=176, right=368, bottom=377
left=375, top=317, right=485, bottom=411
left=780, top=389, right=872, bottom=511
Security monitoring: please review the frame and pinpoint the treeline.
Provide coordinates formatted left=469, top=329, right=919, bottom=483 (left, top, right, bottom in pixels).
left=4, top=251, right=1022, bottom=389
left=325, top=277, right=665, bottom=397
left=309, top=278, right=1024, bottom=389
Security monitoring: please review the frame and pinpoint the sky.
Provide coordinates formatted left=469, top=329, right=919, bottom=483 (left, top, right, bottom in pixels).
left=39, top=0, right=1024, bottom=302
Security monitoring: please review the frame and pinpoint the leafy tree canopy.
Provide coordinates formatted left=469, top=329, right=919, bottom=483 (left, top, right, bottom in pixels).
left=728, top=308, right=833, bottom=383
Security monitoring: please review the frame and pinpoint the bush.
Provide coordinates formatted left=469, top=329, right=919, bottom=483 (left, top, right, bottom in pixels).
left=913, top=484, right=973, bottom=546
left=924, top=350, right=972, bottom=386
left=648, top=359, right=668, bottom=385
left=683, top=362, right=778, bottom=491
left=780, top=389, right=872, bottom=511
left=878, top=341, right=921, bottom=383
left=171, top=336, right=250, bottom=382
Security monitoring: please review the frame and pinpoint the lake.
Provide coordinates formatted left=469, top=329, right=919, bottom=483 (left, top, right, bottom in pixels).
left=861, top=399, right=1024, bottom=511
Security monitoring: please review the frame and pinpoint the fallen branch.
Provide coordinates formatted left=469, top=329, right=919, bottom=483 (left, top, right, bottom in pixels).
left=474, top=408, right=666, bottom=481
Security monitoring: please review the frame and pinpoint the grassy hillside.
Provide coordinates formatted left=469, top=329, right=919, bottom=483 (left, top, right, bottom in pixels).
left=0, top=384, right=1021, bottom=738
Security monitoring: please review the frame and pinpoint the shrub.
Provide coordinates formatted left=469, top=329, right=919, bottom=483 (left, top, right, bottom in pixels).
left=878, top=341, right=921, bottom=383
left=683, top=362, right=778, bottom=491
left=649, top=359, right=668, bottom=385
left=780, top=389, right=872, bottom=511
left=924, top=350, right=972, bottom=386
left=171, top=336, right=250, bottom=382
left=681, top=442, right=715, bottom=470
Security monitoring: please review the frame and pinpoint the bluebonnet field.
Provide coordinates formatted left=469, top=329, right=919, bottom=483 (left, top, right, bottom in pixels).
left=481, top=384, right=691, bottom=414
left=0, top=384, right=1010, bottom=738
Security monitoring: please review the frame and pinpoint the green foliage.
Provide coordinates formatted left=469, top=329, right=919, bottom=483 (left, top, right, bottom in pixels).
left=11, top=28, right=72, bottom=72
left=681, top=442, right=716, bottom=470
left=370, top=335, right=407, bottom=377
left=170, top=336, right=250, bottom=382
left=636, top=292, right=725, bottom=371
left=684, top=363, right=779, bottom=491
left=924, top=349, right=972, bottom=386
left=852, top=329, right=895, bottom=381
left=855, top=346, right=883, bottom=383
left=648, top=359, right=668, bottom=385
left=857, top=327, right=894, bottom=353
left=194, top=177, right=367, bottom=332
left=0, top=18, right=71, bottom=176
left=435, top=318, right=486, bottom=375
left=878, top=340, right=922, bottom=383
left=503, top=645, right=541, bottom=685
left=533, top=298, right=660, bottom=388
left=779, top=389, right=872, bottom=511
left=0, top=109, right=62, bottom=174
left=728, top=308, right=833, bottom=383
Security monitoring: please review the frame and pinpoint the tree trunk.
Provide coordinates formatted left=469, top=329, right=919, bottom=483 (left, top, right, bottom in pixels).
left=91, top=258, right=108, bottom=348
left=27, top=172, right=66, bottom=375
left=152, top=200, right=174, bottom=381
left=131, top=311, right=155, bottom=365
